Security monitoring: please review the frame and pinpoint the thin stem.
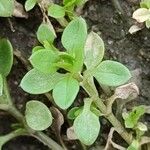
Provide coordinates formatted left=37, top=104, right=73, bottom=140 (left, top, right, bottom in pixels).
left=81, top=78, right=133, bottom=144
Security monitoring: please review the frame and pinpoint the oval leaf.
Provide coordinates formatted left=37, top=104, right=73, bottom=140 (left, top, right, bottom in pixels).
left=0, top=39, right=13, bottom=76
left=0, top=0, right=14, bottom=17
left=29, top=49, right=59, bottom=74
left=53, top=75, right=79, bottom=109
left=61, top=17, right=87, bottom=54
left=94, top=60, right=131, bottom=86
left=73, top=100, right=100, bottom=145
left=48, top=4, right=65, bottom=19
left=37, top=23, right=56, bottom=44
left=84, top=31, right=105, bottom=69
left=25, top=0, right=37, bottom=11
left=133, top=8, right=150, bottom=22
left=20, top=69, right=64, bottom=94
left=25, top=100, right=52, bottom=131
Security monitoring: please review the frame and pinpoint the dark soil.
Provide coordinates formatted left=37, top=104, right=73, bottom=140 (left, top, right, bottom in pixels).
left=0, top=0, right=149, bottom=149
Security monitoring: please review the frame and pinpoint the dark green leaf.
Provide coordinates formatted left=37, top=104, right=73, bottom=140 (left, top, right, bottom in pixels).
left=20, top=69, right=64, bottom=94
left=73, top=99, right=100, bottom=145
left=37, top=23, right=56, bottom=44
left=94, top=60, right=131, bottom=86
left=0, top=39, right=13, bottom=76
left=25, top=0, right=37, bottom=11
left=53, top=75, right=79, bottom=109
left=84, top=31, right=105, bottom=70
left=122, top=106, right=145, bottom=128
left=0, top=0, right=14, bottom=17
left=48, top=4, right=65, bottom=19
left=29, top=49, right=59, bottom=74
left=25, top=100, right=52, bottom=131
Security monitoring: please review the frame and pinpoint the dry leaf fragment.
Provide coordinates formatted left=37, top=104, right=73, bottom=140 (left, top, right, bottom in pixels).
left=67, top=126, right=77, bottom=140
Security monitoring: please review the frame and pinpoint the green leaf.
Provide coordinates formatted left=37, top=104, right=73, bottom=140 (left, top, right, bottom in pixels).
left=25, top=100, right=52, bottom=131
left=25, top=0, right=37, bottom=11
left=0, top=0, right=14, bottom=17
left=127, top=140, right=139, bottom=150
left=75, top=0, right=88, bottom=6
left=73, top=99, right=100, bottom=145
left=29, top=49, right=59, bottom=74
left=63, top=0, right=76, bottom=7
left=67, top=107, right=80, bottom=119
left=37, top=23, right=56, bottom=44
left=61, top=17, right=87, bottom=72
left=0, top=39, right=13, bottom=76
left=48, top=4, right=65, bottom=19
left=20, top=69, right=64, bottom=94
left=53, top=75, right=79, bottom=109
left=122, top=106, right=145, bottom=128
left=140, top=0, right=150, bottom=9
left=146, top=19, right=150, bottom=28
left=62, top=17, right=87, bottom=54
left=84, top=31, right=105, bottom=70
left=94, top=60, right=131, bottom=86
left=0, top=75, right=3, bottom=96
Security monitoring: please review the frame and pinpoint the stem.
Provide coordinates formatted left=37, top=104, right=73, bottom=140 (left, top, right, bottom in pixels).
left=32, top=132, right=64, bottom=150
left=81, top=78, right=133, bottom=144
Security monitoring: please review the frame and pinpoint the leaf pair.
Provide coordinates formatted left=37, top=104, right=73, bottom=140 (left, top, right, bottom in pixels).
left=73, top=99, right=100, bottom=145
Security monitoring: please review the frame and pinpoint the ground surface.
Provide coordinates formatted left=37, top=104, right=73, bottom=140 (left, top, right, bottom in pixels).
left=0, top=0, right=149, bottom=149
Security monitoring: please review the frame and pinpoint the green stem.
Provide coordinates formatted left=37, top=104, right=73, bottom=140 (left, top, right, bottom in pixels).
left=81, top=78, right=133, bottom=144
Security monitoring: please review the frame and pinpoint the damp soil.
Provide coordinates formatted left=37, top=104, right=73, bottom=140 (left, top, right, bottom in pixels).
left=0, top=0, right=150, bottom=149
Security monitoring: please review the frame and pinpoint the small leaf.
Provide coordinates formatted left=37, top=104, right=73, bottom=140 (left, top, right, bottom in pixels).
left=67, top=126, right=77, bottom=140
left=37, top=23, right=56, bottom=44
left=25, top=0, right=37, bottom=11
left=84, top=31, right=105, bottom=69
left=0, top=0, right=14, bottom=17
left=133, top=8, right=150, bottom=22
left=75, top=0, right=88, bottom=6
left=127, top=140, right=139, bottom=150
left=128, top=25, right=142, bottom=34
left=53, top=75, right=79, bottom=109
left=32, top=46, right=44, bottom=53
left=73, top=99, right=100, bottom=145
left=29, top=49, right=59, bottom=74
left=94, top=60, right=131, bottom=86
left=67, top=107, right=80, bottom=119
left=137, top=122, right=147, bottom=132
left=0, top=39, right=13, bottom=76
left=48, top=4, right=65, bottom=19
left=63, top=0, right=76, bottom=7
left=25, top=100, right=52, bottom=131
left=0, top=75, right=3, bottom=96
left=122, top=106, right=145, bottom=128
left=20, top=69, right=64, bottom=94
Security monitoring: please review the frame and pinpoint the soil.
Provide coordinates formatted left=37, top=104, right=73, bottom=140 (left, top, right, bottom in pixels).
left=0, top=0, right=149, bottom=150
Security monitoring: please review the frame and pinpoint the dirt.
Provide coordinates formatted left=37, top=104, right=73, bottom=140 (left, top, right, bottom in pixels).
left=0, top=0, right=149, bottom=150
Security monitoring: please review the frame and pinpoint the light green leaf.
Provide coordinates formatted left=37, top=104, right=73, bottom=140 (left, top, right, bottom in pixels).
left=32, top=46, right=44, bottom=53
left=0, top=74, right=3, bottom=96
left=127, top=140, right=139, bottom=150
left=53, top=75, right=79, bottom=109
left=94, top=60, right=131, bottom=86
left=20, top=69, right=64, bottom=94
left=133, top=8, right=150, bottom=23
left=84, top=31, right=105, bottom=69
left=0, top=39, right=13, bottom=76
left=62, top=17, right=87, bottom=54
left=140, top=0, right=150, bottom=9
left=122, top=106, right=145, bottom=128
left=48, top=4, right=65, bottom=19
left=37, top=23, right=56, bottom=44
left=146, top=19, right=150, bottom=28
left=75, top=0, right=88, bottom=6
left=25, top=0, right=37, bottom=11
left=73, top=99, right=100, bottom=145
left=61, top=17, right=87, bottom=72
left=0, top=0, right=14, bottom=17
left=25, top=100, right=52, bottom=131
left=63, top=0, right=76, bottom=7
left=29, top=49, right=59, bottom=74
